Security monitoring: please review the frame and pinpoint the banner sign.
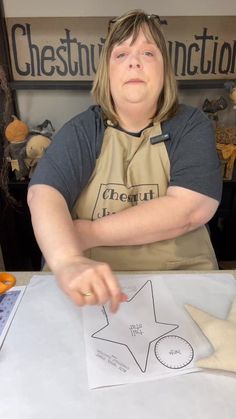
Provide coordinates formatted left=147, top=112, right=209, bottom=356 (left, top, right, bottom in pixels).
left=6, top=16, right=236, bottom=81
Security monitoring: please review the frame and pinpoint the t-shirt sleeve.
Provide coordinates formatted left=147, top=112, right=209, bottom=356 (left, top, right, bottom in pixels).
left=29, top=107, right=104, bottom=210
left=163, top=106, right=222, bottom=202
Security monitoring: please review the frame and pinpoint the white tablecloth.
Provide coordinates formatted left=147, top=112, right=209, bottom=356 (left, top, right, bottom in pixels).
left=0, top=273, right=236, bottom=419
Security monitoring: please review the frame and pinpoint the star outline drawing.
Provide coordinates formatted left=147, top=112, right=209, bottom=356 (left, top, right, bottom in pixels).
left=91, top=280, right=179, bottom=373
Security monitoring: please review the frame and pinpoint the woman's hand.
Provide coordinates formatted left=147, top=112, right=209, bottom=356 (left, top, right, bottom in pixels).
left=54, top=255, right=127, bottom=313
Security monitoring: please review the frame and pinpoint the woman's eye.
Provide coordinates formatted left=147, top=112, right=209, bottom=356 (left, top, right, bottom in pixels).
left=143, top=51, right=154, bottom=57
left=116, top=52, right=127, bottom=59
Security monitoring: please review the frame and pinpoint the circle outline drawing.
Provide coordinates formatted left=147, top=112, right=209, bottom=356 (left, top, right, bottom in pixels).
left=154, top=335, right=194, bottom=369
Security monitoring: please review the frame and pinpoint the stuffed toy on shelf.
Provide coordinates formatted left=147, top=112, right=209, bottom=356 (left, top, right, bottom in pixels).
left=4, top=116, right=52, bottom=181
left=24, top=134, right=51, bottom=178
left=224, top=80, right=236, bottom=109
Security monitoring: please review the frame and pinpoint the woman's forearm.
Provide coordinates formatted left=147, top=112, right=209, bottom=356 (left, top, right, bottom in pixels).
left=88, top=187, right=218, bottom=247
left=27, top=185, right=83, bottom=271
left=27, top=184, right=126, bottom=313
left=93, top=196, right=189, bottom=246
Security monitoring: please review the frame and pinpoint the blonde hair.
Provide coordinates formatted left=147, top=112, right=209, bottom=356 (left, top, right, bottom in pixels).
left=92, top=9, right=178, bottom=125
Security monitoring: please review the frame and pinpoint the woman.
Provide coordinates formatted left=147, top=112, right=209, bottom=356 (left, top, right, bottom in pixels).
left=27, top=10, right=222, bottom=313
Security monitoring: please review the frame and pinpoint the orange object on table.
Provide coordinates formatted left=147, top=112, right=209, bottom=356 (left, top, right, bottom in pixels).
left=0, top=272, right=16, bottom=295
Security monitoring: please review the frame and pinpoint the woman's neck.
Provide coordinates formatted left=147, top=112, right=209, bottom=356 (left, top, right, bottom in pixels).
left=116, top=104, right=155, bottom=132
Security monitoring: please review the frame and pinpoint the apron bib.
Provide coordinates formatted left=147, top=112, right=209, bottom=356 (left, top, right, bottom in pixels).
left=73, top=123, right=218, bottom=271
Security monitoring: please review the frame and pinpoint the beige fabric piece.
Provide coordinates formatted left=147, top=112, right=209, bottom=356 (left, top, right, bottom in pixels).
left=185, top=299, right=236, bottom=373
left=74, top=123, right=218, bottom=271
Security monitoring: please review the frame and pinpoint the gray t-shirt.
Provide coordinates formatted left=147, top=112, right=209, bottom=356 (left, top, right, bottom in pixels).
left=29, top=104, right=222, bottom=210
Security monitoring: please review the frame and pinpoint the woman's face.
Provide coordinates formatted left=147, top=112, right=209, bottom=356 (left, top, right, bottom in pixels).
left=109, top=29, right=164, bottom=114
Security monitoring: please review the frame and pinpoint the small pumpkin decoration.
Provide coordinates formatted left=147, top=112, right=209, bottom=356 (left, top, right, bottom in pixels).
left=5, top=115, right=29, bottom=142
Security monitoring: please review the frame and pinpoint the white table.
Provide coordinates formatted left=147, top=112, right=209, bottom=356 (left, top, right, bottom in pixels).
left=0, top=271, right=236, bottom=419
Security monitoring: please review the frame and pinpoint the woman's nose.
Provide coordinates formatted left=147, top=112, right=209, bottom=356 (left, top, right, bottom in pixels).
left=128, top=54, right=142, bottom=69
left=129, top=62, right=141, bottom=68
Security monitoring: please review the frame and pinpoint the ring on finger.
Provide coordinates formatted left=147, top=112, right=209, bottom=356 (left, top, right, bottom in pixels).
left=80, top=290, right=94, bottom=297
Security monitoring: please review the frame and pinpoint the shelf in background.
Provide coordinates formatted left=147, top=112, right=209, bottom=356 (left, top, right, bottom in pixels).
left=10, top=79, right=231, bottom=91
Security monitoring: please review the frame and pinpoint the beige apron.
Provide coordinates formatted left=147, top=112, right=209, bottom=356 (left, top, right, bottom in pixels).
left=73, top=123, right=218, bottom=271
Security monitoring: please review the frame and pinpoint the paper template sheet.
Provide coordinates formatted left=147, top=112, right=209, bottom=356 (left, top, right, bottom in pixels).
left=83, top=275, right=214, bottom=388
